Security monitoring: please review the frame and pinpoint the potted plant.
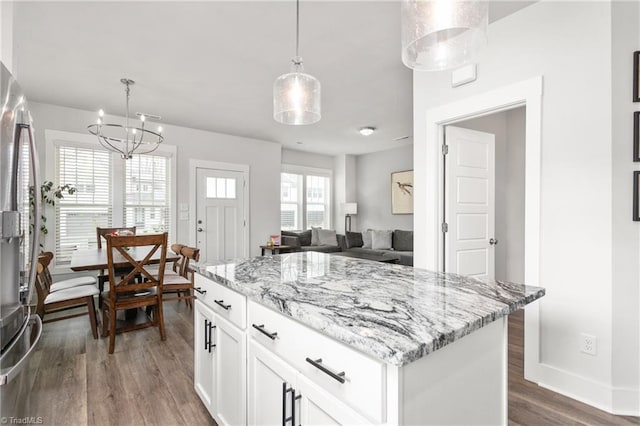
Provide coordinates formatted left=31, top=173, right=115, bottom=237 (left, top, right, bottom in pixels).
left=29, top=181, right=76, bottom=250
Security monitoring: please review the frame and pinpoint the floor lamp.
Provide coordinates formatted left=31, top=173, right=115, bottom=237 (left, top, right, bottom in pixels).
left=344, top=203, right=358, bottom=232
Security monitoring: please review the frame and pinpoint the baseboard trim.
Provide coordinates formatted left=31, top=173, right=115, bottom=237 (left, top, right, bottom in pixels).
left=535, top=363, right=639, bottom=416
left=612, top=386, right=640, bottom=416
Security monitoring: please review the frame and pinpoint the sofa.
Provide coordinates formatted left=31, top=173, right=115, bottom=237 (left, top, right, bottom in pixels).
left=337, top=229, right=414, bottom=266
left=281, top=229, right=341, bottom=253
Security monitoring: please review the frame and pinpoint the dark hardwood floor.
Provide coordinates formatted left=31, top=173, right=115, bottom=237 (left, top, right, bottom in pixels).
left=23, top=303, right=638, bottom=425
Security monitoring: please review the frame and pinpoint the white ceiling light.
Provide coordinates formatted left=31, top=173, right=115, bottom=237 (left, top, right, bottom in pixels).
left=401, top=0, right=488, bottom=71
left=87, top=78, right=163, bottom=159
left=273, top=0, right=321, bottom=125
left=359, top=127, right=376, bottom=136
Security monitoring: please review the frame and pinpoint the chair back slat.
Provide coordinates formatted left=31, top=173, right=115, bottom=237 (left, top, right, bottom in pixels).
left=105, top=233, right=168, bottom=296
left=97, top=226, right=137, bottom=249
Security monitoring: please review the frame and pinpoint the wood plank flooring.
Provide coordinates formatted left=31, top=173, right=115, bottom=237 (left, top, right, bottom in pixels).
left=23, top=303, right=638, bottom=425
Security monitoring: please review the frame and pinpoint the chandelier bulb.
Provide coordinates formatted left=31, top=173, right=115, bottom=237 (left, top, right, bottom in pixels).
left=157, top=126, right=163, bottom=134
left=96, top=118, right=102, bottom=125
left=140, top=114, right=146, bottom=122
left=98, top=109, right=104, bottom=117
left=132, top=128, right=137, bottom=135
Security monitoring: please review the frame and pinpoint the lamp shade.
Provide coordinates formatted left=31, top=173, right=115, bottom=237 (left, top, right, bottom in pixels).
left=401, top=0, right=488, bottom=71
left=344, top=202, right=358, bottom=215
left=273, top=61, right=321, bottom=125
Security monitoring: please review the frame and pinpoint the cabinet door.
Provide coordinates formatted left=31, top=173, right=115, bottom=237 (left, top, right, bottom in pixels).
left=296, top=373, right=369, bottom=426
left=213, top=313, right=246, bottom=426
left=194, top=300, right=217, bottom=416
left=248, top=339, right=297, bottom=426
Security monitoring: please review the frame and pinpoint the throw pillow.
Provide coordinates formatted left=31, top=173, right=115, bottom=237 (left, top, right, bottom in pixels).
left=371, top=230, right=393, bottom=250
left=345, top=231, right=364, bottom=249
left=362, top=229, right=373, bottom=249
left=317, top=229, right=337, bottom=246
left=311, top=227, right=321, bottom=246
left=393, top=229, right=414, bottom=251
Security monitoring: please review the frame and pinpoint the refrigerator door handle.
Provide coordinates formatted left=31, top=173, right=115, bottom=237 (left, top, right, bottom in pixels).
left=0, top=315, right=42, bottom=386
left=20, top=122, right=41, bottom=305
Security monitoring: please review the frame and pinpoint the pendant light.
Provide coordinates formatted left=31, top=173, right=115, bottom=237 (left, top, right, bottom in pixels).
left=401, top=0, right=488, bottom=71
left=273, top=0, right=321, bottom=125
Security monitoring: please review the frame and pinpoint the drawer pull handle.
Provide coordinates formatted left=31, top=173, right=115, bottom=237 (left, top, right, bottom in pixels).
left=214, top=299, right=231, bottom=310
left=252, top=323, right=278, bottom=340
left=194, top=287, right=206, bottom=295
left=305, top=357, right=346, bottom=384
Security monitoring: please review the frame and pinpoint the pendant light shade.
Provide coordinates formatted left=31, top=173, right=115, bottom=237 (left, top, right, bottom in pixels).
left=274, top=59, right=321, bottom=125
left=401, top=0, right=488, bottom=71
left=273, top=0, right=321, bottom=125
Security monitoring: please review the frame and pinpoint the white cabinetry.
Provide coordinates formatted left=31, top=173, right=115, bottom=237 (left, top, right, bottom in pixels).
left=194, top=292, right=247, bottom=425
left=194, top=300, right=216, bottom=415
left=248, top=339, right=367, bottom=426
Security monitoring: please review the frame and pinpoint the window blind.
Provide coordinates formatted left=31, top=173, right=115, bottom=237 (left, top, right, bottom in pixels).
left=55, top=146, right=112, bottom=265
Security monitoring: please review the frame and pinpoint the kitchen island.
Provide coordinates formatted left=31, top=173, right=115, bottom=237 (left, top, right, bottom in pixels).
left=193, top=252, right=545, bottom=425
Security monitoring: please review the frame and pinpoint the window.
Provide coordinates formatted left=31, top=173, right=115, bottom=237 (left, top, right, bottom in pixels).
left=124, top=154, right=172, bottom=235
left=206, top=177, right=236, bottom=199
left=56, top=145, right=112, bottom=265
left=280, top=166, right=331, bottom=231
left=48, top=131, right=176, bottom=268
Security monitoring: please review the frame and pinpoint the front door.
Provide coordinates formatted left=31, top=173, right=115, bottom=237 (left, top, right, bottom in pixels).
left=196, top=168, right=246, bottom=263
left=444, top=126, right=496, bottom=280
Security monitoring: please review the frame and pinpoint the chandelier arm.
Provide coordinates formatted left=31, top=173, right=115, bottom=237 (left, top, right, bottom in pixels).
left=96, top=135, right=123, bottom=154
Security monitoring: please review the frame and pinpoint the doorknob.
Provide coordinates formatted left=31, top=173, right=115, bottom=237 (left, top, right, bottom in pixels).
left=197, top=228, right=203, bottom=232
left=197, top=220, right=202, bottom=224
left=489, top=238, right=498, bottom=245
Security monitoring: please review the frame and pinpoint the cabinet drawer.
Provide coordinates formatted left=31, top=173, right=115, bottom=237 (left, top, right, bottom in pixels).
left=194, top=274, right=247, bottom=330
left=248, top=301, right=385, bottom=423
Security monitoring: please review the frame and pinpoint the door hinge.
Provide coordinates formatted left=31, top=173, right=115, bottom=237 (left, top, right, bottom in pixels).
left=441, top=223, right=449, bottom=233
left=244, top=220, right=246, bottom=227
left=442, top=144, right=449, bottom=155
left=243, top=180, right=246, bottom=188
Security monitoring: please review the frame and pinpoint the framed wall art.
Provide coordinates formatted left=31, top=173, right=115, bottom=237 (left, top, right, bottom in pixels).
left=634, top=171, right=640, bottom=221
left=391, top=170, right=413, bottom=214
left=634, top=51, right=640, bottom=102
left=635, top=111, right=640, bottom=162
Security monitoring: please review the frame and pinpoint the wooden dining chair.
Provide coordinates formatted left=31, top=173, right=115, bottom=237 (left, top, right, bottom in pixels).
left=38, top=251, right=97, bottom=292
left=96, top=226, right=137, bottom=303
left=162, top=245, right=200, bottom=308
left=34, top=255, right=99, bottom=339
left=101, top=232, right=168, bottom=354
left=148, top=243, right=184, bottom=278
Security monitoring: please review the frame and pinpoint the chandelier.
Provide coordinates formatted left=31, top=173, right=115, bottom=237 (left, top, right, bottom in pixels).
left=273, top=0, right=321, bottom=125
left=87, top=78, right=164, bottom=159
left=401, top=0, right=488, bottom=71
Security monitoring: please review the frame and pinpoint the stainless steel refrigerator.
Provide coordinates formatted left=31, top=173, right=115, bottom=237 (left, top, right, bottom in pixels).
left=0, top=61, right=43, bottom=417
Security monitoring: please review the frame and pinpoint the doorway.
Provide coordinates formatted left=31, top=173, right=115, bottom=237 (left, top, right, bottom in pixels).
left=189, top=160, right=250, bottom=263
left=444, top=106, right=526, bottom=285
left=417, top=76, right=543, bottom=383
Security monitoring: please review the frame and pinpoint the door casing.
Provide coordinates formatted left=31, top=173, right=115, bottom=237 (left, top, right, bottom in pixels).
left=189, top=159, right=250, bottom=258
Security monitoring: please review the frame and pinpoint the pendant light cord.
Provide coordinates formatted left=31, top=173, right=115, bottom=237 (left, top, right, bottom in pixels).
left=295, top=0, right=300, bottom=58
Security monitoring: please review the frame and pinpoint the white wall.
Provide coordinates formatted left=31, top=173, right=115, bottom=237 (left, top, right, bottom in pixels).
left=356, top=144, right=413, bottom=232
left=0, top=1, right=15, bottom=74
left=281, top=148, right=334, bottom=170
left=29, top=102, right=281, bottom=259
left=455, top=107, right=525, bottom=284
left=414, top=1, right=638, bottom=414
left=333, top=154, right=357, bottom=233
left=611, top=0, right=640, bottom=414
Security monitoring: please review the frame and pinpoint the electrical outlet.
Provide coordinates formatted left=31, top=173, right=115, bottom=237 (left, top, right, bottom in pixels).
left=580, top=333, right=597, bottom=355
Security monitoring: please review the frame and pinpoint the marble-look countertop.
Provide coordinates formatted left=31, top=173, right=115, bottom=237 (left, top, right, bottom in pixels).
left=196, top=252, right=545, bottom=366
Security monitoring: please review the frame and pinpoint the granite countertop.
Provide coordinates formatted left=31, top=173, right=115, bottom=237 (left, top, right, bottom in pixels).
left=196, top=252, right=545, bottom=367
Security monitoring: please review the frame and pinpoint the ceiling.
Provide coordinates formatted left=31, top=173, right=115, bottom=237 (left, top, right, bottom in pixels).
left=13, top=1, right=534, bottom=156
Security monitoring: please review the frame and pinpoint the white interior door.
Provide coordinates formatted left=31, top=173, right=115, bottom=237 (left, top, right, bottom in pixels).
left=445, top=126, right=496, bottom=280
left=196, top=168, right=246, bottom=263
